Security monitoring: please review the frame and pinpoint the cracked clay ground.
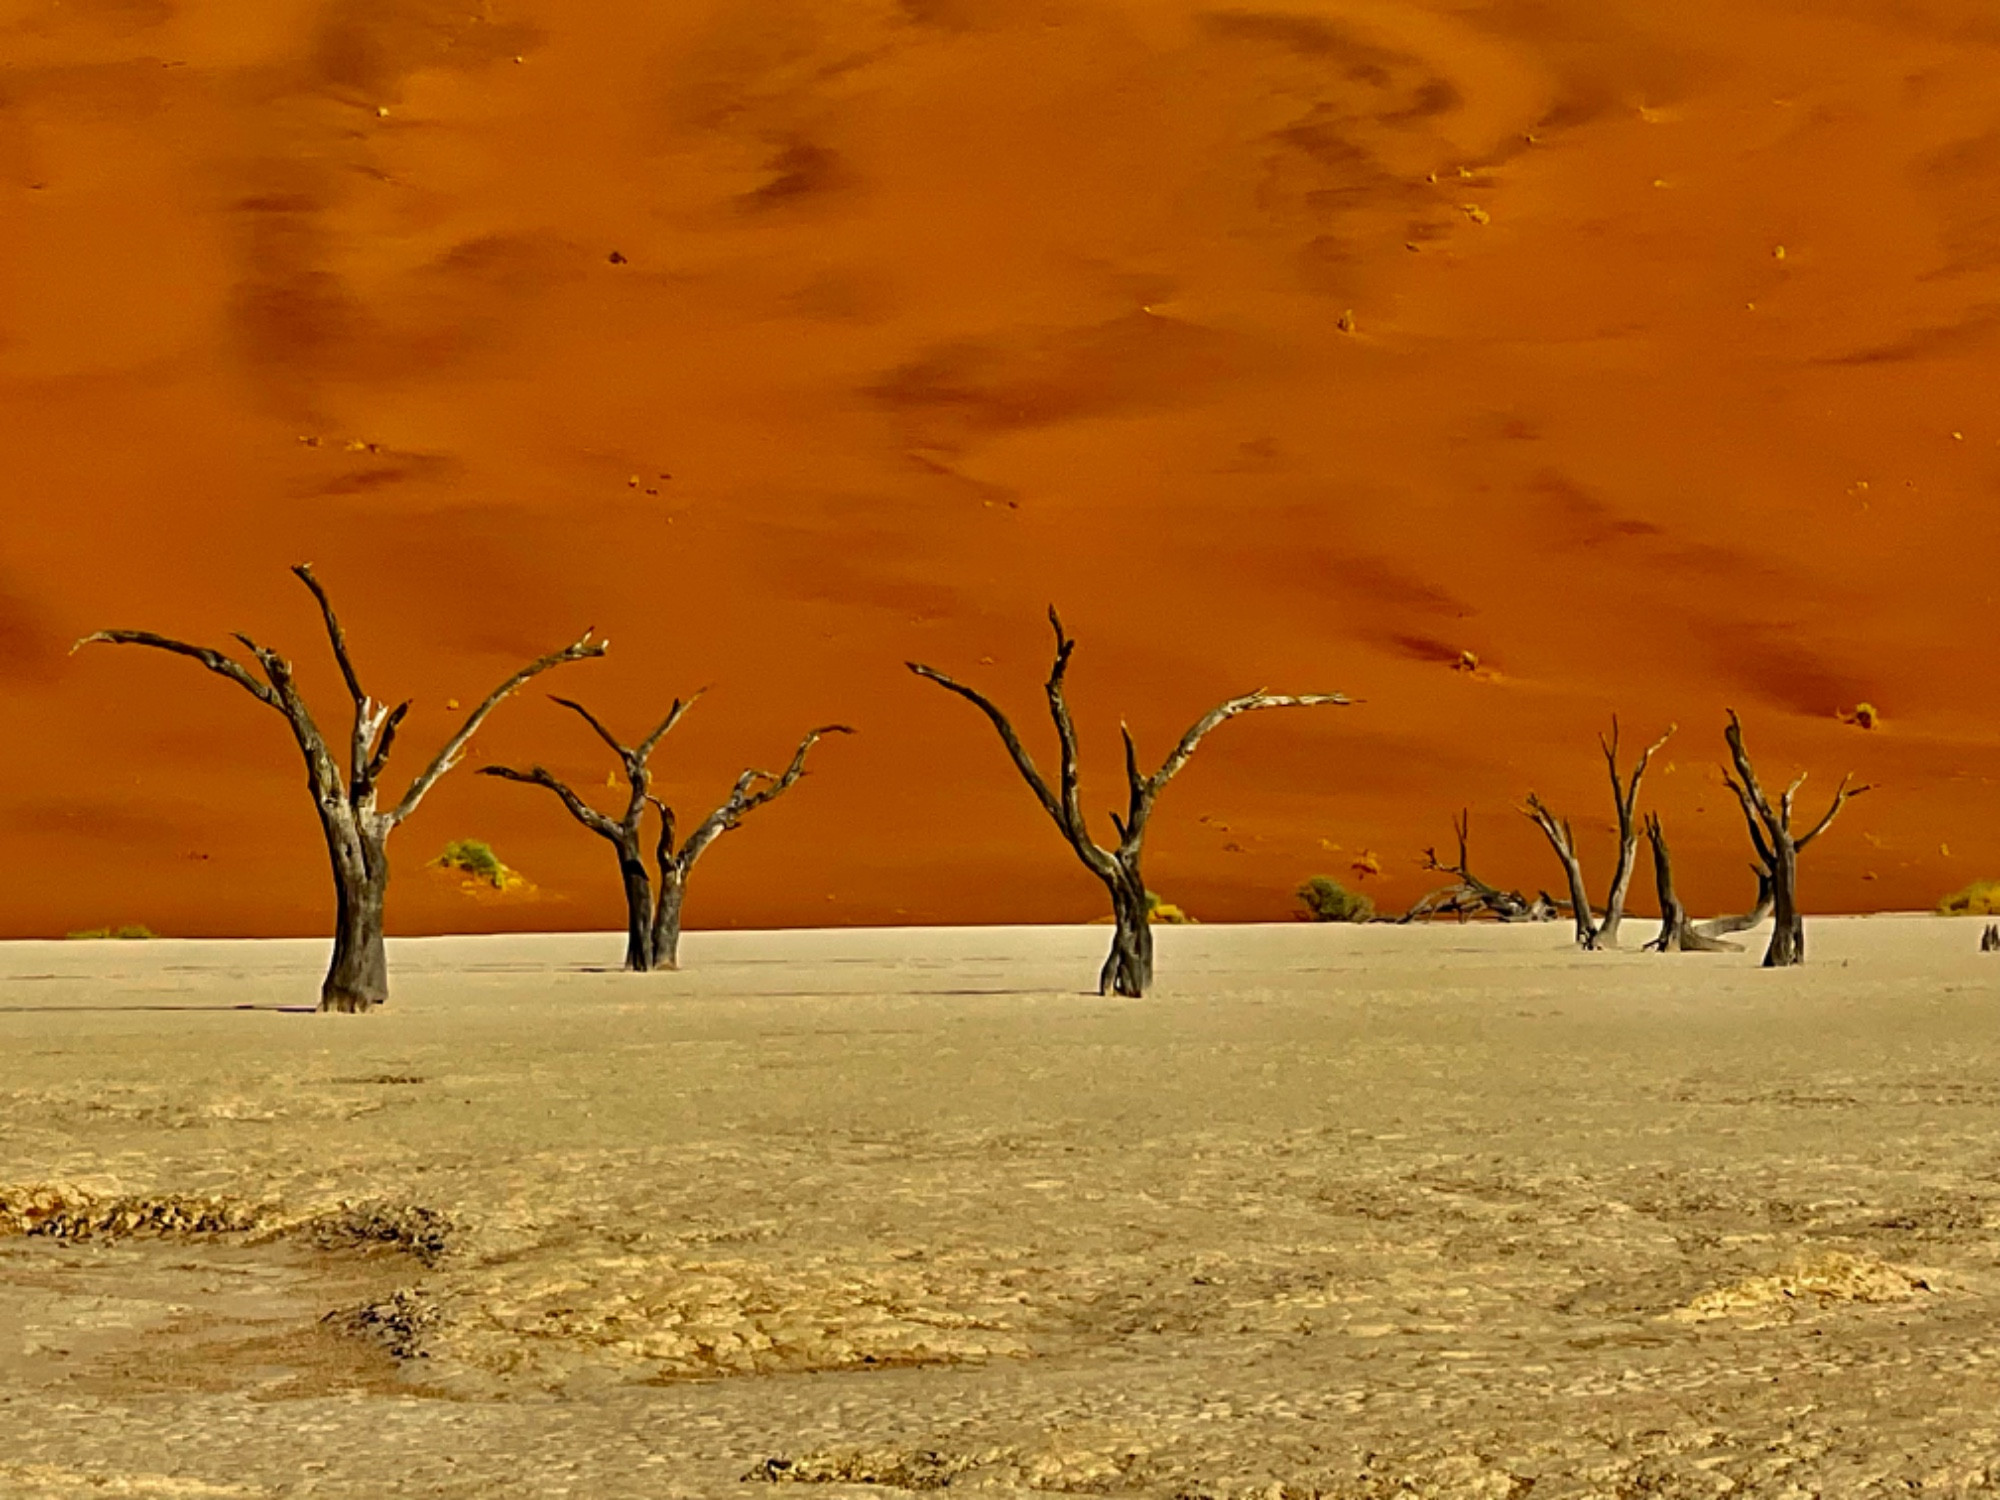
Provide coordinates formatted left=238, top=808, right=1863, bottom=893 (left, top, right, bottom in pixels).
left=2, top=918, right=1999, bottom=1498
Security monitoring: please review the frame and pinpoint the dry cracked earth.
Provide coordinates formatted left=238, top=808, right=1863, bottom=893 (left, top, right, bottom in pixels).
left=2, top=919, right=1999, bottom=1497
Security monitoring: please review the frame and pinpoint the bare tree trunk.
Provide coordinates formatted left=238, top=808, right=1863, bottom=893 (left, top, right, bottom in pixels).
left=1766, top=842, right=1803, bottom=966
left=322, top=817, right=389, bottom=1011
left=651, top=870, right=686, bottom=972
left=618, top=851, right=655, bottom=972
left=1643, top=813, right=1735, bottom=954
left=1099, top=871, right=1153, bottom=997
left=1525, top=796, right=1600, bottom=949
left=1597, top=834, right=1639, bottom=948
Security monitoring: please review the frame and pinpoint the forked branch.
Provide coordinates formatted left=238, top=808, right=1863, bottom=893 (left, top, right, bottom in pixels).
left=389, top=629, right=609, bottom=824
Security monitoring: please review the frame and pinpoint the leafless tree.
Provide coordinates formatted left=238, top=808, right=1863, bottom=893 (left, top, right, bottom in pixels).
left=1642, top=813, right=1738, bottom=952
left=75, top=566, right=606, bottom=1010
left=482, top=699, right=850, bottom=971
left=1523, top=719, right=1672, bottom=949
left=1402, top=811, right=1559, bottom=923
left=1721, top=709, right=1868, bottom=967
left=908, top=609, right=1347, bottom=997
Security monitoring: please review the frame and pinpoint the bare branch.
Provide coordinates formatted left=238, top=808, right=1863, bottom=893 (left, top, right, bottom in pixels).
left=387, top=630, right=608, bottom=825
left=73, top=631, right=283, bottom=711
left=1146, top=691, right=1351, bottom=804
left=675, top=725, right=855, bottom=871
left=291, top=564, right=366, bottom=707
left=1722, top=710, right=1778, bottom=830
left=646, top=794, right=678, bottom=867
left=1796, top=773, right=1871, bottom=849
left=478, top=763, right=625, bottom=842
left=1043, top=608, right=1090, bottom=843
left=634, top=693, right=701, bottom=763
left=549, top=695, right=632, bottom=762
left=907, top=662, right=1064, bottom=827
left=1721, top=772, right=1778, bottom=870
left=1115, top=690, right=1350, bottom=856
left=354, top=699, right=410, bottom=804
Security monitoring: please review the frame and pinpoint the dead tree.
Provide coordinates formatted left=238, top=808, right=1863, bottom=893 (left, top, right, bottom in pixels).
left=908, top=608, right=1346, bottom=997
left=1402, top=811, right=1559, bottom=923
left=1642, top=813, right=1737, bottom=952
left=1981, top=923, right=1999, bottom=953
left=1721, top=709, right=1868, bottom=967
left=479, top=695, right=694, bottom=971
left=75, top=566, right=606, bottom=1010
left=1523, top=719, right=1671, bottom=949
left=482, top=700, right=849, bottom=971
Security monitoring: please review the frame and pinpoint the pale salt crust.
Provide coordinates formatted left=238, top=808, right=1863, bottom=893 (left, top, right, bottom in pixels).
left=2, top=916, right=1998, bottom=1497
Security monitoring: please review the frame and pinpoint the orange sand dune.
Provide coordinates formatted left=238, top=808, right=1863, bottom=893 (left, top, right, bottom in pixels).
left=4, top=0, right=1999, bottom=938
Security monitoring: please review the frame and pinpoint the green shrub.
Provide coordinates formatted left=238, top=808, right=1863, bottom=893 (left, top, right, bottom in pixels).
left=1146, top=892, right=1196, bottom=925
left=66, top=925, right=156, bottom=940
left=434, top=839, right=509, bottom=889
left=1296, top=876, right=1374, bottom=923
left=1939, top=880, right=2000, bottom=916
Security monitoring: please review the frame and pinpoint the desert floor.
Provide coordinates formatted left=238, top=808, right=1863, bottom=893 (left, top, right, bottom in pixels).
left=3, top=918, right=1999, bottom=1498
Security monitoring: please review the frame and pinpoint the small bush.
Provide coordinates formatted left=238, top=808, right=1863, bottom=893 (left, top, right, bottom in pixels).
left=433, top=839, right=511, bottom=889
left=66, top=925, right=156, bottom=940
left=1939, top=880, right=2000, bottom=916
left=1296, top=877, right=1374, bottom=923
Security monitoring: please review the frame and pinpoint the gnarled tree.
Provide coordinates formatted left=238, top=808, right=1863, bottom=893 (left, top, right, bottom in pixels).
left=75, top=566, right=607, bottom=1010
left=1721, top=709, right=1868, bottom=967
left=909, top=609, right=1346, bottom=997
left=482, top=699, right=849, bottom=971
left=1523, top=718, right=1672, bottom=949
left=1402, top=810, right=1559, bottom=924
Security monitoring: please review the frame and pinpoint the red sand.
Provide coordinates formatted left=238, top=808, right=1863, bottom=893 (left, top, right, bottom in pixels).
left=3, top=0, right=1998, bottom=938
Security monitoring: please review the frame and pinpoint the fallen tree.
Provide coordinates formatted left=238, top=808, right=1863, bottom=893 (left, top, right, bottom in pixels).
left=76, top=566, right=606, bottom=1010
left=909, top=608, right=1347, bottom=996
left=481, top=699, right=850, bottom=971
left=1402, top=810, right=1560, bottom=924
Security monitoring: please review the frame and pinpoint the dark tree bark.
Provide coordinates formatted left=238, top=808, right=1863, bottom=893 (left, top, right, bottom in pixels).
left=1402, top=811, right=1559, bottom=924
left=1720, top=710, right=1868, bottom=968
left=1982, top=923, right=1999, bottom=953
left=483, top=702, right=849, bottom=973
left=909, top=609, right=1347, bottom=997
left=76, top=566, right=606, bottom=1010
left=1642, top=813, right=1738, bottom=953
left=1523, top=719, right=1671, bottom=949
